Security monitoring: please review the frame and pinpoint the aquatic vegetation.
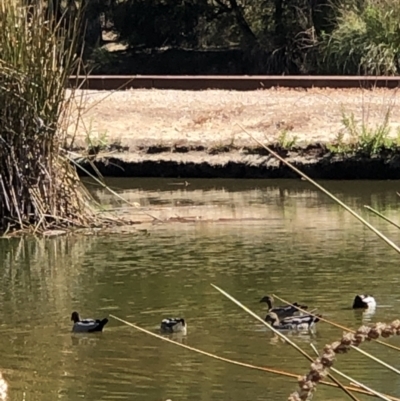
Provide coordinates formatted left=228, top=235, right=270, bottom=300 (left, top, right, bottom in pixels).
left=0, top=1, right=139, bottom=236
left=289, top=319, right=400, bottom=401
left=111, top=283, right=400, bottom=401
left=0, top=0, right=95, bottom=234
left=111, top=313, right=398, bottom=400
left=236, top=125, right=400, bottom=399
left=214, top=285, right=400, bottom=401
left=84, top=119, right=110, bottom=155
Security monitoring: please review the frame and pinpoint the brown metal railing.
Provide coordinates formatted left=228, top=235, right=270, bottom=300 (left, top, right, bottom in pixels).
left=69, top=75, right=400, bottom=91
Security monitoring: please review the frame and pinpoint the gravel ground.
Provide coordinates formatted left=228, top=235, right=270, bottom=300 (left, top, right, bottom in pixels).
left=67, top=87, right=400, bottom=150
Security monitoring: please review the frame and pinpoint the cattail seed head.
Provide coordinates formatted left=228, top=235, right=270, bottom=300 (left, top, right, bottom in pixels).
left=289, top=319, right=400, bottom=401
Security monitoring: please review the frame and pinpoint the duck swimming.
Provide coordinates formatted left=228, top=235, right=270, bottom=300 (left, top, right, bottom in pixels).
left=265, top=311, right=321, bottom=332
left=71, top=311, right=109, bottom=333
left=160, top=318, right=187, bottom=335
left=352, top=295, right=376, bottom=309
left=260, top=295, right=308, bottom=319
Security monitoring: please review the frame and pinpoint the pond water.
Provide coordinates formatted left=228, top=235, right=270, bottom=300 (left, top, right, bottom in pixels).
left=1, top=178, right=400, bottom=401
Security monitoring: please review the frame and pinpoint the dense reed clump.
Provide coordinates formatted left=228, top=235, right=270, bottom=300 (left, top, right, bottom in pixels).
left=288, top=319, right=400, bottom=401
left=0, top=1, right=96, bottom=234
left=323, top=0, right=400, bottom=75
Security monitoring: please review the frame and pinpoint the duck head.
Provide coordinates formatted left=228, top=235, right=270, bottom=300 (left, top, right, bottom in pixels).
left=260, top=295, right=274, bottom=309
left=71, top=311, right=80, bottom=323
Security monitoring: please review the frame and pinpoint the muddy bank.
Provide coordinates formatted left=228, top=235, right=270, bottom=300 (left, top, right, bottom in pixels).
left=75, top=144, right=400, bottom=179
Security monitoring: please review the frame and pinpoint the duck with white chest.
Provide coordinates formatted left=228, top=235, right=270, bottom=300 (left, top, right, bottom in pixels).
left=352, top=295, right=376, bottom=310
left=71, top=311, right=109, bottom=333
left=160, top=318, right=187, bottom=335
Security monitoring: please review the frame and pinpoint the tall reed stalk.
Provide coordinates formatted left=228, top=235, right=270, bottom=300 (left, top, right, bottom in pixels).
left=0, top=0, right=95, bottom=233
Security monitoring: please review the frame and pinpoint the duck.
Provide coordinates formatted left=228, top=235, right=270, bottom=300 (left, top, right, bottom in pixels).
left=352, top=295, right=376, bottom=309
left=260, top=295, right=308, bottom=319
left=71, top=311, right=109, bottom=333
left=265, top=311, right=321, bottom=332
left=160, top=318, right=187, bottom=335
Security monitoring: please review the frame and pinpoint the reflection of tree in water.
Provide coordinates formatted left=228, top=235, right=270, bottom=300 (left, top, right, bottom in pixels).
left=0, top=236, right=101, bottom=317
left=0, top=236, right=110, bottom=401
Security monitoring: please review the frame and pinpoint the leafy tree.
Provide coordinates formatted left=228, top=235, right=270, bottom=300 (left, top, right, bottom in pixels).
left=84, top=0, right=400, bottom=75
left=112, top=0, right=209, bottom=48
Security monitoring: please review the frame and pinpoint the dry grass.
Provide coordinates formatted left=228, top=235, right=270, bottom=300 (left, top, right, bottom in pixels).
left=68, top=87, right=400, bottom=149
left=0, top=0, right=97, bottom=234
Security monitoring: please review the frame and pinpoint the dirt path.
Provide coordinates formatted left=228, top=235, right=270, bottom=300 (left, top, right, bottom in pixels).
left=69, top=87, right=400, bottom=149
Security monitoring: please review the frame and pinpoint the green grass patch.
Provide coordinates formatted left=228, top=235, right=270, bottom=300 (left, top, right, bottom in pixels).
left=327, top=108, right=400, bottom=155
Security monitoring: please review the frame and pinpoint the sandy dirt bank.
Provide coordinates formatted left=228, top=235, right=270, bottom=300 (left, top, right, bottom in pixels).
left=69, top=87, right=400, bottom=149
left=67, top=87, right=400, bottom=179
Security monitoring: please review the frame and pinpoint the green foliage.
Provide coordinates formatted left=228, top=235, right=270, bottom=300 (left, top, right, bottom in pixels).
left=0, top=2, right=80, bottom=134
left=277, top=130, right=298, bottom=149
left=323, top=0, right=400, bottom=75
left=342, top=109, right=393, bottom=154
left=84, top=0, right=400, bottom=75
left=0, top=0, right=96, bottom=233
left=102, top=0, right=327, bottom=74
left=113, top=0, right=207, bottom=48
left=326, top=131, right=352, bottom=154
left=328, top=107, right=398, bottom=155
left=88, top=47, right=116, bottom=73
left=85, top=122, right=109, bottom=154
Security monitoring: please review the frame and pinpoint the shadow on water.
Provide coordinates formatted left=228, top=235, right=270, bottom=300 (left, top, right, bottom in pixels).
left=1, top=178, right=400, bottom=400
